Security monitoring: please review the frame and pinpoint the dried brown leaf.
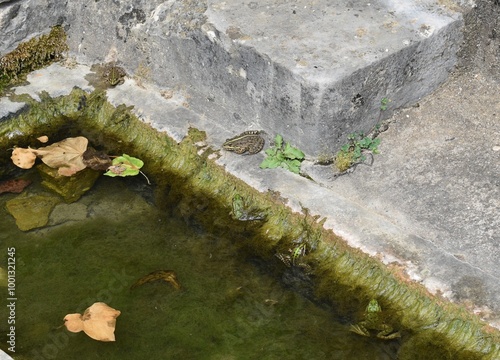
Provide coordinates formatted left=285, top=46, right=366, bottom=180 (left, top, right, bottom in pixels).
left=34, top=136, right=88, bottom=176
left=63, top=302, right=121, bottom=342
left=11, top=147, right=37, bottom=169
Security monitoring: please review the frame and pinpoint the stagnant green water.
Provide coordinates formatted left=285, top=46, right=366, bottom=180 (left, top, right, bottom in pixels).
left=0, top=176, right=399, bottom=359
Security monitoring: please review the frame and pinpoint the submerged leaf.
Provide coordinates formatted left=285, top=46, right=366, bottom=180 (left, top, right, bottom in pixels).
left=63, top=302, right=121, bottom=342
left=130, top=270, right=181, bottom=290
left=0, top=179, right=32, bottom=195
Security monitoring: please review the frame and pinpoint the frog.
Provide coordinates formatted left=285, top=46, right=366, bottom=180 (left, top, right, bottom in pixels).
left=103, top=63, right=127, bottom=86
left=223, top=131, right=265, bottom=155
left=230, top=194, right=266, bottom=221
left=349, top=299, right=401, bottom=340
left=274, top=242, right=312, bottom=274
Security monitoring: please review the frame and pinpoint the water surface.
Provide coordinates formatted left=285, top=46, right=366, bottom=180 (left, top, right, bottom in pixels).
left=0, top=176, right=398, bottom=359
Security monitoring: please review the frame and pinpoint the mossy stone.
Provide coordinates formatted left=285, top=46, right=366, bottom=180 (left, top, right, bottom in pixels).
left=6, top=193, right=60, bottom=231
left=37, top=164, right=100, bottom=203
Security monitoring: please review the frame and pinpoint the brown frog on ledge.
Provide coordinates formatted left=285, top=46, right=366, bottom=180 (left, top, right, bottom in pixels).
left=103, top=63, right=127, bottom=87
left=223, top=131, right=265, bottom=155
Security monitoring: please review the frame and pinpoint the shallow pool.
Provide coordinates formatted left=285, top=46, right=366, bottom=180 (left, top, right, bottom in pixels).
left=0, top=175, right=400, bottom=359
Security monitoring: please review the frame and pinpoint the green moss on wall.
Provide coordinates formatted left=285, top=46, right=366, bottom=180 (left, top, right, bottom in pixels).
left=0, top=26, right=68, bottom=92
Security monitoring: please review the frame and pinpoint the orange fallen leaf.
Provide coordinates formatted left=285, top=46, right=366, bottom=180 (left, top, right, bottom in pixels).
left=11, top=147, right=37, bottom=169
left=63, top=302, right=121, bottom=342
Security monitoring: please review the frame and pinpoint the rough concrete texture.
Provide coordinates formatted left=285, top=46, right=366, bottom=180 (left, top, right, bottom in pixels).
left=0, top=0, right=499, bottom=332
left=202, top=0, right=463, bottom=154
left=0, top=0, right=66, bottom=54
left=1, top=0, right=464, bottom=154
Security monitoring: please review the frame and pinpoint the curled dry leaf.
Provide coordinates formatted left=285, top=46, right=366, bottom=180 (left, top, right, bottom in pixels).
left=37, top=135, right=49, bottom=143
left=11, top=147, right=37, bottom=169
left=63, top=302, right=121, bottom=342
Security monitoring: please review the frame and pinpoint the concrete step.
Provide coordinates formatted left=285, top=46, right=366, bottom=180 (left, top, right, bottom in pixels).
left=199, top=0, right=464, bottom=155
left=0, top=0, right=464, bottom=155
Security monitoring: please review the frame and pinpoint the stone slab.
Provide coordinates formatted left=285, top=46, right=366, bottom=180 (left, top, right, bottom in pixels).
left=191, top=0, right=464, bottom=155
left=36, top=0, right=461, bottom=155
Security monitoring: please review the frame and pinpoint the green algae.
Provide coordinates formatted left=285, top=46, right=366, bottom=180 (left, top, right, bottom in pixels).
left=0, top=178, right=396, bottom=359
left=37, top=164, right=101, bottom=203
left=0, top=88, right=499, bottom=359
left=5, top=193, right=60, bottom=231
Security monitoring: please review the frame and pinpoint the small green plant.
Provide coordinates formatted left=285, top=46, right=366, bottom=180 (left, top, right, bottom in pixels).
left=380, top=97, right=389, bottom=111
left=335, top=132, right=381, bottom=172
left=334, top=97, right=389, bottom=172
left=260, top=134, right=305, bottom=174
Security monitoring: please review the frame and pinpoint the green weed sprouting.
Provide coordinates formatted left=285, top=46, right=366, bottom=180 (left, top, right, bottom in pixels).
left=334, top=98, right=388, bottom=172
left=260, top=134, right=305, bottom=174
left=334, top=132, right=380, bottom=172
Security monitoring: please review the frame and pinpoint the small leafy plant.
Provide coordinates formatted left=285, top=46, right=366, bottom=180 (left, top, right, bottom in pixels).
left=380, top=97, right=389, bottom=111
left=334, top=98, right=388, bottom=172
left=334, top=132, right=380, bottom=172
left=260, top=135, right=305, bottom=174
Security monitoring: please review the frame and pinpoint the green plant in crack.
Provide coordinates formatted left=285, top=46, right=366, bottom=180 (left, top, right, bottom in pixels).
left=260, top=134, right=305, bottom=174
left=334, top=132, right=381, bottom=172
left=380, top=97, right=389, bottom=111
left=334, top=98, right=388, bottom=172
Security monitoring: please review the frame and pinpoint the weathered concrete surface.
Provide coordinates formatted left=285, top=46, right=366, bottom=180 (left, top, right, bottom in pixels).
left=0, top=0, right=66, bottom=54
left=1, top=0, right=464, bottom=155
left=201, top=0, right=463, bottom=155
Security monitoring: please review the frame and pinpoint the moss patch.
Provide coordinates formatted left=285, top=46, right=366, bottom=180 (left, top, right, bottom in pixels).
left=0, top=26, right=68, bottom=93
